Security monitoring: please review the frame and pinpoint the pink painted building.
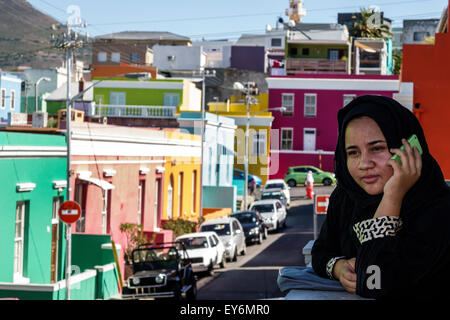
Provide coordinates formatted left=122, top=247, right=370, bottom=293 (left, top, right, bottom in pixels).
left=266, top=74, right=400, bottom=179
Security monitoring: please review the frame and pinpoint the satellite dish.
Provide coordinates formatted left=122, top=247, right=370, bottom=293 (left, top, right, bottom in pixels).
left=289, top=20, right=296, bottom=27
left=278, top=17, right=284, bottom=24
left=266, top=24, right=272, bottom=32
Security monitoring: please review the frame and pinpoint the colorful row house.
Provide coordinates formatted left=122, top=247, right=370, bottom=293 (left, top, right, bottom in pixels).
left=0, top=129, right=120, bottom=300
left=0, top=72, right=22, bottom=126
left=69, top=122, right=201, bottom=276
left=266, top=74, right=400, bottom=179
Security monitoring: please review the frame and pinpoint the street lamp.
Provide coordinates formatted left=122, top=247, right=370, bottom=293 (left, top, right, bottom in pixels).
left=233, top=81, right=285, bottom=210
left=35, top=77, right=51, bottom=112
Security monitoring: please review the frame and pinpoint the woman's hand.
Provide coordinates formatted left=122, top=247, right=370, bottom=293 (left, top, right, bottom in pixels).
left=333, top=258, right=357, bottom=294
left=384, top=138, right=422, bottom=200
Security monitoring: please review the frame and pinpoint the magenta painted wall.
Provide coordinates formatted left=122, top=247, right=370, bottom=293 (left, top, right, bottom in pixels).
left=268, top=74, right=399, bottom=179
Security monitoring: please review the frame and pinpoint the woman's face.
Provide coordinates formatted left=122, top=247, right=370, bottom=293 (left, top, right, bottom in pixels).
left=345, top=116, right=394, bottom=195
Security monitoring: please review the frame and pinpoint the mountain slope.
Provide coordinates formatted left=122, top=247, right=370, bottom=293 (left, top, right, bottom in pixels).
left=0, top=0, right=90, bottom=69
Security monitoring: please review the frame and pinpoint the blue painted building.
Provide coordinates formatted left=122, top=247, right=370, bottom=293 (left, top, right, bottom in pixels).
left=0, top=73, right=22, bottom=125
left=178, top=112, right=238, bottom=211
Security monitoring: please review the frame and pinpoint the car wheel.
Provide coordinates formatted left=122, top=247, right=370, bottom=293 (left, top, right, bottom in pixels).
left=172, top=283, right=182, bottom=301
left=283, top=218, right=287, bottom=228
left=263, top=227, right=268, bottom=239
left=207, top=260, right=214, bottom=276
left=219, top=253, right=226, bottom=268
left=186, top=278, right=197, bottom=301
left=240, top=242, right=247, bottom=256
left=232, top=248, right=238, bottom=262
left=323, top=178, right=332, bottom=186
left=257, top=232, right=263, bottom=244
left=287, top=179, right=296, bottom=187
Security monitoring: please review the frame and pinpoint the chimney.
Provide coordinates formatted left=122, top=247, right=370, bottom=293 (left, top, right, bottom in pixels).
left=78, top=76, right=86, bottom=100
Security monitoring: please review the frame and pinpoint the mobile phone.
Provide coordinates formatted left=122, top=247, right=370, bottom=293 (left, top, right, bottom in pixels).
left=391, top=134, right=423, bottom=165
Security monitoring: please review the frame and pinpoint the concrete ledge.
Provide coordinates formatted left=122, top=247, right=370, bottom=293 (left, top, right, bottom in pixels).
left=302, top=240, right=315, bottom=266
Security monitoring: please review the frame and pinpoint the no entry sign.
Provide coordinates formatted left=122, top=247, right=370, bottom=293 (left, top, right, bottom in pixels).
left=58, top=200, right=81, bottom=224
left=315, top=195, right=330, bottom=214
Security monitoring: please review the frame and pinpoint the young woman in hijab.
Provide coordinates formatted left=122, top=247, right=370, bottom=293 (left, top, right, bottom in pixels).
left=311, top=95, right=450, bottom=300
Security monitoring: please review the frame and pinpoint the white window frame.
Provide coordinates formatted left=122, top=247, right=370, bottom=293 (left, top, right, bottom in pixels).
left=98, top=52, right=107, bottom=62
left=154, top=179, right=160, bottom=230
left=10, top=90, right=15, bottom=110
left=304, top=94, right=317, bottom=118
left=1, top=89, right=5, bottom=109
left=137, top=180, right=144, bottom=225
left=303, top=128, right=316, bottom=151
left=281, top=93, right=294, bottom=116
left=101, top=190, right=108, bottom=235
left=252, top=130, right=267, bottom=156
left=110, top=92, right=126, bottom=105
left=281, top=128, right=294, bottom=150
left=167, top=180, right=173, bottom=220
left=111, top=52, right=121, bottom=63
left=14, top=202, right=27, bottom=283
left=343, top=94, right=356, bottom=107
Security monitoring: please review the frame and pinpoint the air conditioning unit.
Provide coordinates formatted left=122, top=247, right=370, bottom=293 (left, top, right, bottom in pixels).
left=167, top=55, right=176, bottom=61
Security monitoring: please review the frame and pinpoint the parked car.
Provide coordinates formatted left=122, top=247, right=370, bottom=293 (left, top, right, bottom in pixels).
left=231, top=211, right=268, bottom=245
left=175, top=232, right=226, bottom=274
left=284, top=165, right=336, bottom=187
left=121, top=242, right=197, bottom=300
left=233, top=169, right=262, bottom=186
left=262, top=179, right=291, bottom=206
left=259, top=188, right=289, bottom=208
left=249, top=199, right=287, bottom=232
left=199, top=216, right=246, bottom=262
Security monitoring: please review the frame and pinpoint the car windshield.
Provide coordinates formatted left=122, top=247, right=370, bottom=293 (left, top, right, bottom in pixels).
left=232, top=213, right=257, bottom=224
left=201, top=223, right=231, bottom=236
left=261, top=192, right=283, bottom=200
left=177, top=237, right=208, bottom=249
left=266, top=183, right=284, bottom=189
left=132, top=247, right=179, bottom=270
left=251, top=204, right=274, bottom=213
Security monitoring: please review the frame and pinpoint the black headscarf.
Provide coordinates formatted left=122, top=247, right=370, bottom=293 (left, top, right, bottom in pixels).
left=334, top=95, right=449, bottom=217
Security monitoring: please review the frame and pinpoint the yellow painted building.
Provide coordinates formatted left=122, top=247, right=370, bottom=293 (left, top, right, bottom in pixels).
left=163, top=130, right=202, bottom=222
left=208, top=93, right=274, bottom=185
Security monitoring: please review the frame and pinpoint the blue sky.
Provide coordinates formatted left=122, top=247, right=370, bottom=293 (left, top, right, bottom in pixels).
left=27, top=0, right=448, bottom=40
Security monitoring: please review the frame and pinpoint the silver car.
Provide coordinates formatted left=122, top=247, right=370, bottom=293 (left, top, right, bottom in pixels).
left=249, top=199, right=287, bottom=232
left=199, top=217, right=246, bottom=262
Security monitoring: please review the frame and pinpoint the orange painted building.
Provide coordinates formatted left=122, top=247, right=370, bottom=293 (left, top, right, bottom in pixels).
left=402, top=4, right=450, bottom=179
left=90, top=63, right=158, bottom=80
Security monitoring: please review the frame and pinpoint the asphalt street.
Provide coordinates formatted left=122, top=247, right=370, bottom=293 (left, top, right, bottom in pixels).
left=196, top=185, right=335, bottom=300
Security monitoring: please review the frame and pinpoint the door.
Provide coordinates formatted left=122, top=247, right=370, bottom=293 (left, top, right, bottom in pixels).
left=14, top=202, right=26, bottom=283
left=51, top=197, right=62, bottom=283
left=303, top=129, right=316, bottom=151
left=154, top=179, right=161, bottom=230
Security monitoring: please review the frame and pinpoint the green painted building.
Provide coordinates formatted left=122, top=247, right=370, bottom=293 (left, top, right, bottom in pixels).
left=0, top=130, right=120, bottom=300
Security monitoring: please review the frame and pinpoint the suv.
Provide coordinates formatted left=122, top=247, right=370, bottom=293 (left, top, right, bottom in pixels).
left=259, top=188, right=289, bottom=208
left=249, top=199, right=287, bottom=232
left=262, top=179, right=291, bottom=206
left=231, top=211, right=268, bottom=245
left=199, top=217, right=246, bottom=262
left=175, top=232, right=226, bottom=274
left=284, top=166, right=336, bottom=187
left=121, top=242, right=197, bottom=300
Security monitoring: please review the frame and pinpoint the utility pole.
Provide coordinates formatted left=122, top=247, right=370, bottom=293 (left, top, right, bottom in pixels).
left=51, top=11, right=87, bottom=301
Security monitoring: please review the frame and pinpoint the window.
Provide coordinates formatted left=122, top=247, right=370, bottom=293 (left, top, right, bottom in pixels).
left=154, top=179, right=161, bottom=230
left=163, top=93, right=180, bottom=107
left=294, top=167, right=307, bottom=173
left=10, top=90, right=15, bottom=110
left=328, top=49, right=339, bottom=61
left=302, top=48, right=310, bottom=56
left=192, top=170, right=197, bottom=213
left=1, top=89, right=5, bottom=109
left=110, top=92, right=126, bottom=105
left=75, top=183, right=87, bottom=233
left=111, top=52, right=121, bottom=63
left=51, top=197, right=62, bottom=283
left=178, top=173, right=184, bottom=217
left=413, top=31, right=430, bottom=41
left=130, top=52, right=140, bottom=63
left=138, top=180, right=145, bottom=225
left=271, top=38, right=282, bottom=47
left=343, top=94, right=356, bottom=107
left=14, top=202, right=26, bottom=283
left=101, top=190, right=111, bottom=234
left=304, top=94, right=317, bottom=117
left=281, top=128, right=293, bottom=150
left=252, top=130, right=266, bottom=156
left=282, top=93, right=294, bottom=116
left=98, top=52, right=107, bottom=62
left=167, top=176, right=174, bottom=219
left=290, top=47, right=298, bottom=56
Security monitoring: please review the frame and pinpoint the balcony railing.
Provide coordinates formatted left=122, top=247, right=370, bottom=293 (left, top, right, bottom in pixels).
left=90, top=105, right=177, bottom=119
left=286, top=58, right=347, bottom=74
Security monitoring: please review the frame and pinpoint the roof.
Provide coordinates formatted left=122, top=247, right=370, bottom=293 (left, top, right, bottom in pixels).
left=46, top=81, right=93, bottom=101
left=95, top=31, right=191, bottom=42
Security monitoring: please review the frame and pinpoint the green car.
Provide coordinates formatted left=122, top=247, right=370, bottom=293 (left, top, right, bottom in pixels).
left=284, top=166, right=337, bottom=187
